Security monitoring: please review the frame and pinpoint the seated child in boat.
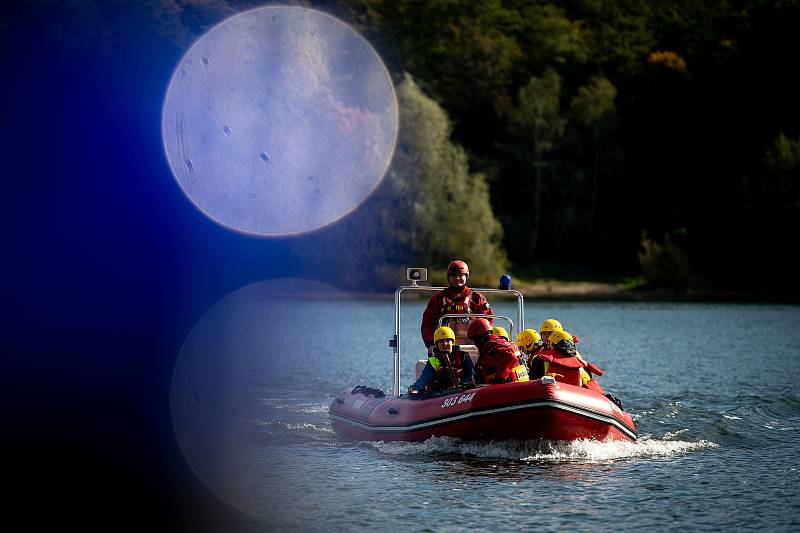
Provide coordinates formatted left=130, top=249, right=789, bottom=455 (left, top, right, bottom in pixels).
left=408, top=326, right=476, bottom=396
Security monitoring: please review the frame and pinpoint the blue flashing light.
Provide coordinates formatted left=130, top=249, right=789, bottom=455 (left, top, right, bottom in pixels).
left=499, top=274, right=511, bottom=290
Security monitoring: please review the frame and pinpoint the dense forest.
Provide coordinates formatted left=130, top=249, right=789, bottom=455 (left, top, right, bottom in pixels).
left=303, top=0, right=800, bottom=296
left=6, top=0, right=800, bottom=296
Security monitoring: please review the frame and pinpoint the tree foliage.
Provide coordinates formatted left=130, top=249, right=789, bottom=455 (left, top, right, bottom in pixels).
left=330, top=0, right=800, bottom=297
left=294, top=74, right=507, bottom=289
left=16, top=0, right=800, bottom=297
left=570, top=76, right=616, bottom=127
left=41, top=0, right=799, bottom=295
left=505, top=69, right=565, bottom=259
left=764, top=133, right=800, bottom=211
left=391, top=75, right=508, bottom=283
left=639, top=232, right=705, bottom=291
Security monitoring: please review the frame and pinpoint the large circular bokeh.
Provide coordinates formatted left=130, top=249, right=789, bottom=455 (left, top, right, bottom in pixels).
left=162, top=6, right=398, bottom=236
left=169, top=278, right=390, bottom=513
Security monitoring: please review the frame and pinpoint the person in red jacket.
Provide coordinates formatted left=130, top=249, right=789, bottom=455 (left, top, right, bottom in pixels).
left=467, top=318, right=519, bottom=384
left=530, top=329, right=606, bottom=394
left=420, top=260, right=492, bottom=353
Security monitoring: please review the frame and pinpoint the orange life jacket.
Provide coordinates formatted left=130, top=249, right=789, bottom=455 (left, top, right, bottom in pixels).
left=421, top=287, right=491, bottom=345
left=440, top=289, right=488, bottom=340
left=535, top=348, right=586, bottom=387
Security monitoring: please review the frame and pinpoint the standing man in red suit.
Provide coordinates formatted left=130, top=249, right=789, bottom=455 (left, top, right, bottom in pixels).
left=420, top=260, right=492, bottom=353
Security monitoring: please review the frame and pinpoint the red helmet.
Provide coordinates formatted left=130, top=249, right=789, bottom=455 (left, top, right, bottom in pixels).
left=467, top=318, right=492, bottom=339
left=447, top=260, right=469, bottom=276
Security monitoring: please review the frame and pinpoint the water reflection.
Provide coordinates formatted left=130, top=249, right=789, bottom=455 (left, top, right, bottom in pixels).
left=166, top=299, right=800, bottom=530
left=170, top=278, right=375, bottom=514
left=455, top=457, right=593, bottom=482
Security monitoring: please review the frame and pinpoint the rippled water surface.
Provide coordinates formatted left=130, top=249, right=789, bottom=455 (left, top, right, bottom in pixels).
left=172, top=287, right=800, bottom=531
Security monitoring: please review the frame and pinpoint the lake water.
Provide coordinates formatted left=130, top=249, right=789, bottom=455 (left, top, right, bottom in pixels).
left=171, top=281, right=800, bottom=531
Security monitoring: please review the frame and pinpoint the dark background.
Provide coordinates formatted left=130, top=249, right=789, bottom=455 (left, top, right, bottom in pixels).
left=2, top=2, right=291, bottom=529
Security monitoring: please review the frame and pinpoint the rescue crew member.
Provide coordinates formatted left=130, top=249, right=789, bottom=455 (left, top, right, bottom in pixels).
left=492, top=326, right=510, bottom=341
left=540, top=318, right=581, bottom=347
left=530, top=329, right=605, bottom=394
left=421, top=260, right=492, bottom=353
left=539, top=318, right=563, bottom=347
left=408, top=326, right=475, bottom=396
left=494, top=325, right=531, bottom=366
left=468, top=318, right=519, bottom=384
left=516, top=328, right=544, bottom=366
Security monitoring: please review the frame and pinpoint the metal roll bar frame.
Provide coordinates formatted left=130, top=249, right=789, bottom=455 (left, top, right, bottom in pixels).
left=390, top=285, right=524, bottom=396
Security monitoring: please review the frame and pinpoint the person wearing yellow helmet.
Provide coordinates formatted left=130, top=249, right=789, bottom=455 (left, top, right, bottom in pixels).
left=530, top=324, right=623, bottom=405
left=494, top=325, right=530, bottom=369
left=548, top=329, right=579, bottom=355
left=516, top=328, right=542, bottom=354
left=529, top=329, right=607, bottom=394
left=528, top=329, right=589, bottom=387
left=540, top=318, right=582, bottom=347
left=492, top=326, right=509, bottom=341
left=539, top=318, right=563, bottom=347
left=420, top=260, right=492, bottom=354
left=408, top=326, right=476, bottom=397
left=516, top=329, right=544, bottom=366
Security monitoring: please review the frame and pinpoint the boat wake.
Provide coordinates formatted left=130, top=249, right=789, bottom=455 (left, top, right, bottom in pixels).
left=237, top=397, right=339, bottom=440
left=368, top=435, right=717, bottom=462
left=256, top=397, right=331, bottom=414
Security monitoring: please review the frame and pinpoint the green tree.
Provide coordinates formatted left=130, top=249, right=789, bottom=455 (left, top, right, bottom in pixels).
left=566, top=0, right=656, bottom=76
left=638, top=231, right=702, bottom=291
left=512, top=2, right=589, bottom=68
left=340, top=0, right=522, bottom=126
left=764, top=132, right=800, bottom=211
left=294, top=74, right=507, bottom=288
left=506, top=69, right=565, bottom=259
left=391, top=75, right=508, bottom=282
left=569, top=76, right=617, bottom=228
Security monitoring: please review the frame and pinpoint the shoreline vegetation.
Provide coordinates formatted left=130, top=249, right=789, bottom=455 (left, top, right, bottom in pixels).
left=514, top=281, right=798, bottom=303
left=334, top=278, right=799, bottom=304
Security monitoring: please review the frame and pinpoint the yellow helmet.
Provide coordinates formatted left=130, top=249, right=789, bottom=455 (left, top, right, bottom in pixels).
left=516, top=329, right=541, bottom=351
left=434, top=326, right=456, bottom=343
left=548, top=329, right=573, bottom=346
left=492, top=326, right=509, bottom=340
left=539, top=319, right=563, bottom=333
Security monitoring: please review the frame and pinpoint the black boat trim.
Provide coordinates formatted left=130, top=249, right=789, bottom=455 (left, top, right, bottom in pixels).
left=330, top=398, right=638, bottom=440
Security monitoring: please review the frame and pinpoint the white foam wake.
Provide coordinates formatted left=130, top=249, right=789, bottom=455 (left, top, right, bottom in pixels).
left=369, top=435, right=717, bottom=462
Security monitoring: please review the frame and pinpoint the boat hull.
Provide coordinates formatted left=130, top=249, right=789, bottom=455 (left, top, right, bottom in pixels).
left=329, top=379, right=637, bottom=442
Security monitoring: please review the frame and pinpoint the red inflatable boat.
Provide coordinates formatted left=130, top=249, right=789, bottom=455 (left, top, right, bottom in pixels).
left=329, top=270, right=637, bottom=443
left=330, top=377, right=636, bottom=442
